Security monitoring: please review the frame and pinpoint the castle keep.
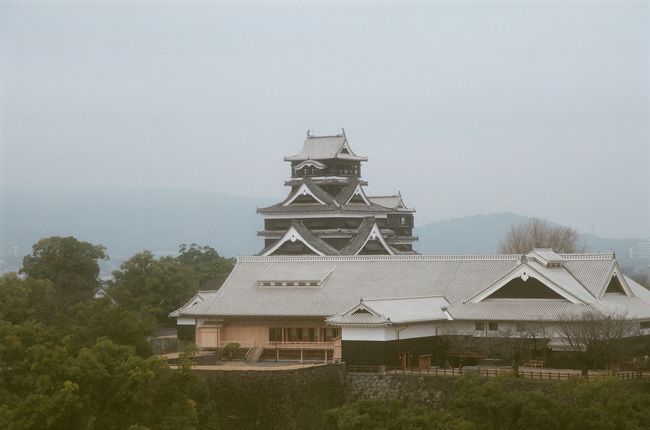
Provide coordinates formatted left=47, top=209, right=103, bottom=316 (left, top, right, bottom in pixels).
left=257, top=131, right=416, bottom=256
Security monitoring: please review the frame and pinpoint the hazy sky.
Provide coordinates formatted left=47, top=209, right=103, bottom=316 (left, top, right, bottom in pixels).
left=1, top=0, right=648, bottom=238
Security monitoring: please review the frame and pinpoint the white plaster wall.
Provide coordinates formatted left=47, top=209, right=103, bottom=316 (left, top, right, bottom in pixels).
left=343, top=323, right=445, bottom=341
left=177, top=318, right=196, bottom=326
left=396, top=323, right=440, bottom=340
left=342, top=327, right=393, bottom=341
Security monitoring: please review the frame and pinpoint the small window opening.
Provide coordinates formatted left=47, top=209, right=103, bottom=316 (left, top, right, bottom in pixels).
left=292, top=194, right=321, bottom=204
left=605, top=275, right=626, bottom=295
left=348, top=194, right=366, bottom=204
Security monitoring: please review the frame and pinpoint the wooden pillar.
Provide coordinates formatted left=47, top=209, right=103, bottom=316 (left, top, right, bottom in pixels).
left=300, top=349, right=303, bottom=363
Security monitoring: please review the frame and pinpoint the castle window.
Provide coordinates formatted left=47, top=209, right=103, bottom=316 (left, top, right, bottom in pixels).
left=269, top=327, right=282, bottom=341
left=488, top=323, right=498, bottom=331
left=475, top=322, right=484, bottom=331
left=291, top=193, right=321, bottom=204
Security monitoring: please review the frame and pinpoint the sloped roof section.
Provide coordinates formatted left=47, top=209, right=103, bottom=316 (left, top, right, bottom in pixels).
left=336, top=179, right=368, bottom=205
left=169, top=290, right=219, bottom=317
left=447, top=299, right=590, bottom=321
left=368, top=194, right=414, bottom=212
left=259, top=220, right=340, bottom=256
left=172, top=253, right=650, bottom=322
left=326, top=312, right=391, bottom=327
left=257, top=262, right=335, bottom=284
left=527, top=249, right=566, bottom=266
left=257, top=180, right=392, bottom=215
left=284, top=134, right=367, bottom=162
left=282, top=178, right=338, bottom=206
left=339, top=217, right=398, bottom=255
left=327, top=296, right=450, bottom=326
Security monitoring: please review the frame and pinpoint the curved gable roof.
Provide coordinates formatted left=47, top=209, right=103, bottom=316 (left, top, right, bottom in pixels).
left=284, top=135, right=367, bottom=162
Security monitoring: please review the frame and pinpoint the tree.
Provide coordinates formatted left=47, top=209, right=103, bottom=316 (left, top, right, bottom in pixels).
left=110, top=252, right=197, bottom=325
left=55, top=299, right=155, bottom=356
left=176, top=244, right=235, bottom=290
left=0, top=273, right=57, bottom=324
left=556, top=310, right=635, bottom=376
left=497, top=218, right=585, bottom=254
left=20, top=236, right=107, bottom=309
left=325, top=400, right=473, bottom=430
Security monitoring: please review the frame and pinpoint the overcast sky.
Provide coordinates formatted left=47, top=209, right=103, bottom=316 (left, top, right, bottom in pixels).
left=1, top=0, right=648, bottom=238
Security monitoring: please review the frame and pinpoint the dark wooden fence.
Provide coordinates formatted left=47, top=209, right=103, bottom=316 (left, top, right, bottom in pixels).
left=346, top=365, right=650, bottom=381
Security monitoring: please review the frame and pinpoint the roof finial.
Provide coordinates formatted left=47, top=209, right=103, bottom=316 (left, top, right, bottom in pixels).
left=307, top=129, right=311, bottom=137
left=341, top=127, right=346, bottom=137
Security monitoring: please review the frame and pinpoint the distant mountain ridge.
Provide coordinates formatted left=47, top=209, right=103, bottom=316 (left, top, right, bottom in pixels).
left=0, top=189, right=645, bottom=269
left=0, top=188, right=273, bottom=260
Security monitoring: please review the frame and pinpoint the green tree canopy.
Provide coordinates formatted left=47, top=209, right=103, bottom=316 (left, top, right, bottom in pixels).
left=0, top=274, right=57, bottom=324
left=20, top=236, right=107, bottom=309
left=110, top=252, right=197, bottom=325
left=111, top=245, right=234, bottom=325
left=176, top=244, right=235, bottom=290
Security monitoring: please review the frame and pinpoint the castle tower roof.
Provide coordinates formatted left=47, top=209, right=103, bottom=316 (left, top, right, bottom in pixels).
left=284, top=133, right=367, bottom=162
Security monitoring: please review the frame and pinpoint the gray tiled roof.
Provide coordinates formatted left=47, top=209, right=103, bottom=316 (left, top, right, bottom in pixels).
left=368, top=195, right=414, bottom=212
left=257, top=220, right=341, bottom=256
left=326, top=313, right=391, bottom=326
left=261, top=217, right=402, bottom=256
left=174, top=254, right=650, bottom=323
left=169, top=290, right=219, bottom=317
left=447, top=299, right=590, bottom=321
left=327, top=296, right=450, bottom=326
left=257, top=178, right=391, bottom=215
left=339, top=217, right=377, bottom=255
left=284, top=135, right=367, bottom=162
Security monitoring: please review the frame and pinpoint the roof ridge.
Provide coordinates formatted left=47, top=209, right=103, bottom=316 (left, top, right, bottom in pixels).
left=362, top=295, right=447, bottom=302
left=307, top=134, right=345, bottom=138
left=559, top=253, right=615, bottom=260
left=238, top=254, right=522, bottom=263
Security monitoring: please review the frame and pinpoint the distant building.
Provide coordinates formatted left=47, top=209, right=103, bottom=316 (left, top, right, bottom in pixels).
left=630, top=241, right=650, bottom=261
left=171, top=131, right=650, bottom=367
left=93, top=285, right=115, bottom=304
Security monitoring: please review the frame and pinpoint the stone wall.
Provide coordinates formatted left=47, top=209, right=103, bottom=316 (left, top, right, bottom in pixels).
left=344, top=372, right=455, bottom=407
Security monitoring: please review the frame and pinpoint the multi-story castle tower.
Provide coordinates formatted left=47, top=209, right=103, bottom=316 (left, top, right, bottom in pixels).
left=257, top=130, right=417, bottom=255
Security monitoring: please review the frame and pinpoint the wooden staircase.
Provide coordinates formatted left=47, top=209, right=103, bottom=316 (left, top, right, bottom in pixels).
left=246, top=343, right=265, bottom=363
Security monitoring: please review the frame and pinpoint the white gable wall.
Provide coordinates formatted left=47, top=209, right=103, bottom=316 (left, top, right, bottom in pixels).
left=342, top=322, right=445, bottom=341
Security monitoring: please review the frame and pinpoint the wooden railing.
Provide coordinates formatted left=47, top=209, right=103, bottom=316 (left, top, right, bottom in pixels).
left=264, top=341, right=335, bottom=350
left=346, top=366, right=650, bottom=381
